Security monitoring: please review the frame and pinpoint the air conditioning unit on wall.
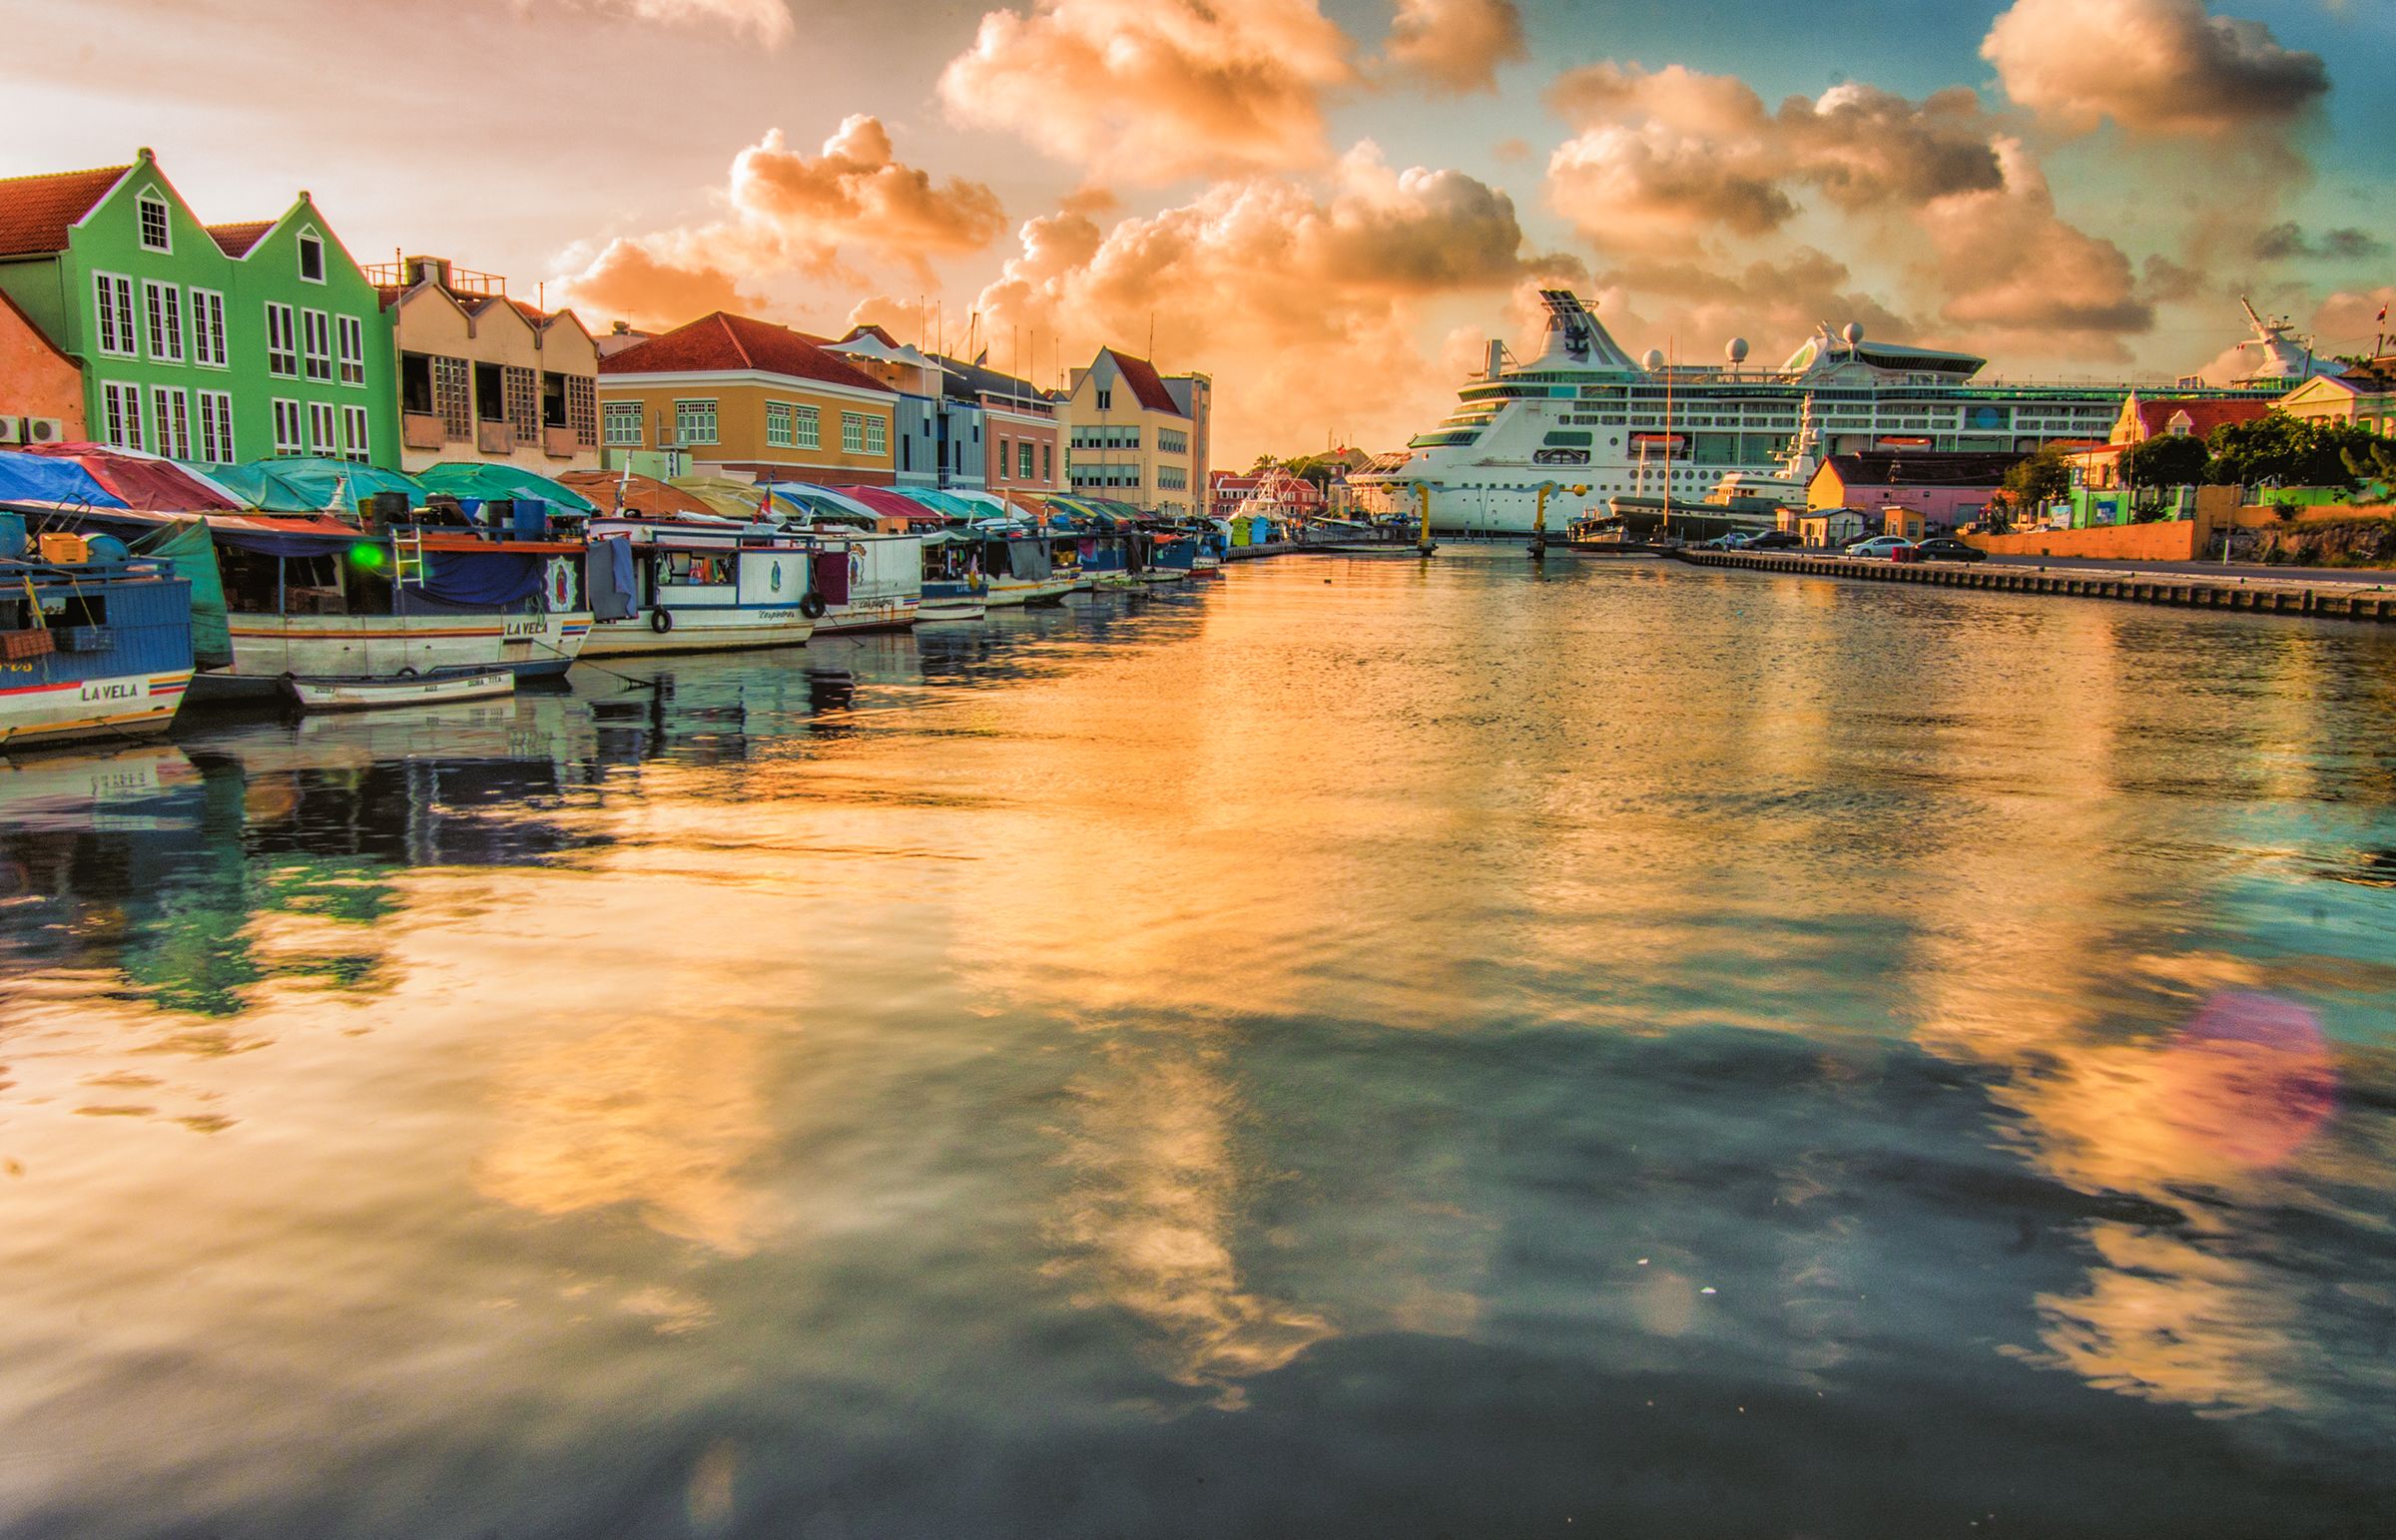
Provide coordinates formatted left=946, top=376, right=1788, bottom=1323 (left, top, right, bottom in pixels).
left=22, top=417, right=66, bottom=445
left=0, top=418, right=22, bottom=445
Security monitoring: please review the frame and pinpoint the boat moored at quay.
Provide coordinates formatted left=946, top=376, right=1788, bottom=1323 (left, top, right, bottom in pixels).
left=0, top=516, right=196, bottom=751
left=1359, top=290, right=2301, bottom=537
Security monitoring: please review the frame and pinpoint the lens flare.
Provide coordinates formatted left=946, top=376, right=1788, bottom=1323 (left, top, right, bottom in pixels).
left=348, top=542, right=389, bottom=572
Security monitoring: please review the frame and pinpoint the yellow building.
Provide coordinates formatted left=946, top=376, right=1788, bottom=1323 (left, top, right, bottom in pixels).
left=372, top=257, right=601, bottom=475
left=2277, top=362, right=2396, bottom=435
left=596, top=312, right=899, bottom=485
left=1058, top=347, right=1210, bottom=516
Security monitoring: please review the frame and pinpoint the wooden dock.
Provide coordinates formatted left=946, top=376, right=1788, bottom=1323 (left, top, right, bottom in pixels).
left=1671, top=549, right=2396, bottom=624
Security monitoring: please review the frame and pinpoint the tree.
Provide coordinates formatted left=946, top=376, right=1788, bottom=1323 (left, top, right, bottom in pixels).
left=2203, top=411, right=2379, bottom=489
left=1247, top=453, right=1283, bottom=474
left=2124, top=433, right=2209, bottom=488
left=1999, top=444, right=2073, bottom=511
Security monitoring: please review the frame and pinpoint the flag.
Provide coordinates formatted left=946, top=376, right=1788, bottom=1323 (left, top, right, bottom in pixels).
left=2380, top=302, right=2389, bottom=324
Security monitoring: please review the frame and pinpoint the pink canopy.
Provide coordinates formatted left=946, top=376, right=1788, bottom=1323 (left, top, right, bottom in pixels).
left=20, top=443, right=244, bottom=512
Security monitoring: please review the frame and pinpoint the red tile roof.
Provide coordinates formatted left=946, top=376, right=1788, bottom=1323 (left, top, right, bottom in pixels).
left=207, top=220, right=274, bottom=257
left=1101, top=348, right=1181, bottom=414
left=2128, top=396, right=2270, bottom=441
left=599, top=311, right=893, bottom=394
left=0, top=164, right=132, bottom=257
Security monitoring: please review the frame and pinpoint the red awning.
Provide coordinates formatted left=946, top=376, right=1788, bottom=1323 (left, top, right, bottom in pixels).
left=19, top=442, right=245, bottom=512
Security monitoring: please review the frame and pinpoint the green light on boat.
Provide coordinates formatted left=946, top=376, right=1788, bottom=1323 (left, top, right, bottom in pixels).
left=349, top=542, right=390, bottom=572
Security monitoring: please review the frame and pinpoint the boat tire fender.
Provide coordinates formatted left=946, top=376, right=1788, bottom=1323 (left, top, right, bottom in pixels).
left=650, top=608, right=674, bottom=635
left=800, top=595, right=827, bottom=620
left=395, top=666, right=418, bottom=679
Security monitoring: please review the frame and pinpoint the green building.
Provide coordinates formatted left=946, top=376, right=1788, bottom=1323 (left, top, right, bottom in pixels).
left=0, top=148, right=397, bottom=469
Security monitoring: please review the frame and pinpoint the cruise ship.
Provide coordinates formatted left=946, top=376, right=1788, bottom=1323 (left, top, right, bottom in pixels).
left=1360, top=291, right=2312, bottom=536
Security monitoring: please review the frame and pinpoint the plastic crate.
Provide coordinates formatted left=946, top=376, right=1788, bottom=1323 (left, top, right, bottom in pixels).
left=57, top=625, right=114, bottom=655
left=1, top=628, right=55, bottom=661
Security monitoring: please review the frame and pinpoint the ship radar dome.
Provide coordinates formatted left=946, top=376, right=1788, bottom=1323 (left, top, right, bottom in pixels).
left=1841, top=322, right=1865, bottom=347
left=1641, top=348, right=1666, bottom=371
left=1726, top=337, right=1750, bottom=365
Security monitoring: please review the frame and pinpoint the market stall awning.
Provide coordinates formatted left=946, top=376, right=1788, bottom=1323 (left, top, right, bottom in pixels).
left=556, top=470, right=718, bottom=520
left=417, top=461, right=599, bottom=514
left=201, top=457, right=428, bottom=514
left=0, top=449, right=129, bottom=509
left=19, top=442, right=243, bottom=511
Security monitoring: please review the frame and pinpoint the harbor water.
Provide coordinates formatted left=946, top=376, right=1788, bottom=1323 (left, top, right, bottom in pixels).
left=4, top=552, right=2395, bottom=1537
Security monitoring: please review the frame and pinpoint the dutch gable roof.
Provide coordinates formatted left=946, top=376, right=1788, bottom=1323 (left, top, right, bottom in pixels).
left=0, top=163, right=133, bottom=257
left=600, top=311, right=894, bottom=394
left=207, top=221, right=275, bottom=257
left=2121, top=395, right=2269, bottom=441
left=1098, top=348, right=1182, bottom=414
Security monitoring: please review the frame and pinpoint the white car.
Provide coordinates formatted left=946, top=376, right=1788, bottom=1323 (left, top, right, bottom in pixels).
left=1847, top=536, right=1916, bottom=560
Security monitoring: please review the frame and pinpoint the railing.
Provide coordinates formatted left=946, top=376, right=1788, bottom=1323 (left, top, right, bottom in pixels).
left=542, top=426, right=579, bottom=459
left=477, top=421, right=516, bottom=455
left=363, top=259, right=508, bottom=298
left=402, top=412, right=449, bottom=451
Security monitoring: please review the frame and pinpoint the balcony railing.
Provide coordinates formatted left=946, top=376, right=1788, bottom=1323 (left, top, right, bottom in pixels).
left=542, top=426, right=578, bottom=460
left=477, top=422, right=516, bottom=455
left=402, top=412, right=447, bottom=452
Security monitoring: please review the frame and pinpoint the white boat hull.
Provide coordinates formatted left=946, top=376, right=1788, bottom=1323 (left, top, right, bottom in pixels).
left=201, top=612, right=591, bottom=701
left=285, top=671, right=516, bottom=713
left=580, top=608, right=816, bottom=658
left=0, top=668, right=191, bottom=749
left=815, top=596, right=919, bottom=634
left=984, top=576, right=1079, bottom=607
left=916, top=599, right=986, bottom=622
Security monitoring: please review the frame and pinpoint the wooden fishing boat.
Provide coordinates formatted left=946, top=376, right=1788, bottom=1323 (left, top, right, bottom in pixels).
left=281, top=668, right=515, bottom=713
left=0, top=520, right=196, bottom=752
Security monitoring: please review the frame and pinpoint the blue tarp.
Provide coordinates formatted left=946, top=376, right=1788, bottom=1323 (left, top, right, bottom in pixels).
left=0, top=452, right=130, bottom=509
left=420, top=550, right=542, bottom=608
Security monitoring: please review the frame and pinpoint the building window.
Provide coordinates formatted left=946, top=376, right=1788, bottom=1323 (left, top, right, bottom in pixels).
left=767, top=401, right=796, bottom=448
left=196, top=390, right=235, bottom=463
left=566, top=376, right=597, bottom=447
left=190, top=289, right=228, bottom=367
left=1040, top=443, right=1051, bottom=482
left=792, top=403, right=820, bottom=449
left=138, top=195, right=171, bottom=254
left=335, top=314, right=365, bottom=386
left=1096, top=387, right=1111, bottom=411
left=340, top=404, right=370, bottom=463
left=842, top=412, right=866, bottom=454
left=273, top=398, right=303, bottom=454
left=308, top=401, right=337, bottom=454
left=1018, top=441, right=1034, bottom=480
left=150, top=385, right=191, bottom=459
left=299, top=233, right=324, bottom=283
left=141, top=280, right=185, bottom=363
left=994, top=436, right=1009, bottom=478
left=94, top=273, right=138, bottom=357
left=865, top=415, right=887, bottom=456
left=300, top=309, right=333, bottom=381
left=675, top=399, right=718, bottom=446
left=266, top=302, right=298, bottom=376
left=101, top=382, right=143, bottom=450
left=603, top=401, right=643, bottom=446
left=433, top=355, right=471, bottom=441
left=1159, top=429, right=1188, bottom=455
left=503, top=365, right=540, bottom=442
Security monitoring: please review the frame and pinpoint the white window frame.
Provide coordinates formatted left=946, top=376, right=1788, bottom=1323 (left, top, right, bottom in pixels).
left=190, top=288, right=229, bottom=368
left=137, top=194, right=172, bottom=255
left=94, top=272, right=138, bottom=357
left=1018, top=441, right=1034, bottom=480
left=602, top=401, right=642, bottom=446
left=300, top=308, right=333, bottom=382
left=196, top=389, right=235, bottom=463
left=298, top=233, right=326, bottom=284
left=101, top=381, right=144, bottom=450
left=842, top=412, right=866, bottom=454
left=335, top=313, right=365, bottom=387
left=143, top=279, right=185, bottom=363
left=272, top=398, right=304, bottom=455
left=673, top=398, right=717, bottom=446
left=766, top=401, right=795, bottom=449
left=864, top=415, right=887, bottom=457
left=265, top=302, right=298, bottom=376
left=150, top=384, right=192, bottom=459
left=792, top=403, right=820, bottom=450
left=339, top=403, right=370, bottom=463
left=307, top=400, right=337, bottom=454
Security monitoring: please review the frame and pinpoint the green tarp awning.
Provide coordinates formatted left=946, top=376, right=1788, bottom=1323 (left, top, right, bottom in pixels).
left=414, top=461, right=599, bottom=514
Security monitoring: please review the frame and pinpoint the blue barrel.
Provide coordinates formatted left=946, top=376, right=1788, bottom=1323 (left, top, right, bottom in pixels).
left=84, top=534, right=131, bottom=563
left=512, top=498, right=548, bottom=540
left=0, top=511, right=24, bottom=560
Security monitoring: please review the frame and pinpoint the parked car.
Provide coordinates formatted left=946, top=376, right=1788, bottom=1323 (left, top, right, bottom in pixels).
left=1847, top=536, right=1916, bottom=560
left=1745, top=530, right=1802, bottom=550
left=1701, top=533, right=1746, bottom=549
left=1911, top=536, right=1987, bottom=563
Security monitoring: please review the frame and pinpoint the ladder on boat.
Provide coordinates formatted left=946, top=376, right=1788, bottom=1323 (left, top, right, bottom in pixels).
left=391, top=530, right=426, bottom=588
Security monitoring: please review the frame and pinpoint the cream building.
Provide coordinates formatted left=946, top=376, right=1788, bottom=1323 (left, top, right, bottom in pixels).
left=1059, top=347, right=1210, bottom=516
left=372, top=256, right=601, bottom=474
left=2277, top=362, right=2396, bottom=435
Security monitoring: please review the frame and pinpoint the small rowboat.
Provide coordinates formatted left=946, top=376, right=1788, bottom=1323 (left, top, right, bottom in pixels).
left=282, top=670, right=516, bottom=713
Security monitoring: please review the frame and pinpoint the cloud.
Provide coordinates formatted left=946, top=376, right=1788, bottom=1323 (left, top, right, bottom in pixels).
left=553, top=117, right=1002, bottom=326
left=1594, top=249, right=1914, bottom=361
left=2251, top=224, right=2388, bottom=262
left=1916, top=138, right=2152, bottom=346
left=1983, top=0, right=2329, bottom=138
left=936, top=0, right=1357, bottom=185
left=542, top=0, right=792, bottom=45
left=968, top=143, right=1572, bottom=462
left=1543, top=64, right=2003, bottom=251
left=1379, top=0, right=1526, bottom=95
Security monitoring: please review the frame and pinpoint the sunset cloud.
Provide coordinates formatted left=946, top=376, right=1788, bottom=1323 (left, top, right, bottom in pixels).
left=547, top=0, right=792, bottom=45
left=936, top=0, right=1356, bottom=184
left=1982, top=0, right=2328, bottom=138
left=1917, top=138, right=2151, bottom=345
left=1379, top=0, right=1527, bottom=95
left=554, top=116, right=1002, bottom=326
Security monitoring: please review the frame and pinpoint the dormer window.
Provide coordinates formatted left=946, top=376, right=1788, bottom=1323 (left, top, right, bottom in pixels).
left=138, top=196, right=171, bottom=254
left=299, top=234, right=324, bottom=283
left=1096, top=387, right=1112, bottom=411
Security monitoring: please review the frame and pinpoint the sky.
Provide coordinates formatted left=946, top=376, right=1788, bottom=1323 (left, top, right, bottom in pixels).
left=5, top=0, right=2393, bottom=466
